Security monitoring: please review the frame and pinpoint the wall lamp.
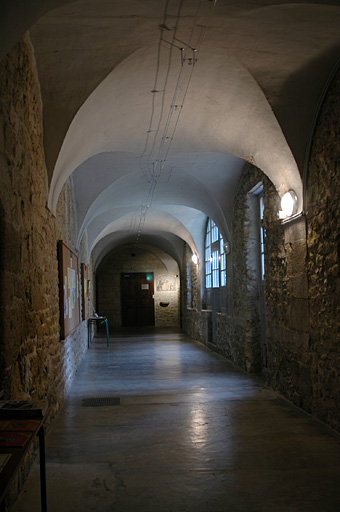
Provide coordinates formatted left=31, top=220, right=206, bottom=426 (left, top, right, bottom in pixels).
left=192, top=253, right=198, bottom=264
left=224, top=241, right=231, bottom=254
left=279, top=190, right=298, bottom=220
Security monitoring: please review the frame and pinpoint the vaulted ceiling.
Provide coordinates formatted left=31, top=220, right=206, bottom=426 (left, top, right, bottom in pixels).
left=2, top=0, right=340, bottom=268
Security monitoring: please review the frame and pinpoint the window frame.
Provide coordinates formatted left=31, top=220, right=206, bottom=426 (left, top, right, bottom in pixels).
left=205, top=218, right=226, bottom=289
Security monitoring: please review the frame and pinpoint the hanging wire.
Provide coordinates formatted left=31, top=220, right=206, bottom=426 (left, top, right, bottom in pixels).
left=133, top=0, right=218, bottom=246
left=139, top=0, right=185, bottom=179
left=150, top=0, right=217, bottom=177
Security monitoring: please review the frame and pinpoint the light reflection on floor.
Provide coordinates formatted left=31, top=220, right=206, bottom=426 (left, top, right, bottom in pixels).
left=11, top=328, right=340, bottom=512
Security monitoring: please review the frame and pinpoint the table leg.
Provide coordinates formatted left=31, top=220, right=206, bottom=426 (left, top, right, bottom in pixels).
left=38, top=425, right=47, bottom=512
left=105, top=319, right=110, bottom=347
left=88, top=320, right=91, bottom=348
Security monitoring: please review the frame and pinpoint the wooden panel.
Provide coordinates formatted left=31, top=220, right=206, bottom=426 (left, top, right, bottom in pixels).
left=121, top=273, right=154, bottom=327
left=121, top=274, right=138, bottom=327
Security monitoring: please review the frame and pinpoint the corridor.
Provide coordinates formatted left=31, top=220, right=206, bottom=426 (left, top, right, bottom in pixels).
left=13, top=330, right=340, bottom=512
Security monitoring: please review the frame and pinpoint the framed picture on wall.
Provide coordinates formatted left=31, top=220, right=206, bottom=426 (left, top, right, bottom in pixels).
left=58, top=240, right=80, bottom=340
left=81, top=263, right=90, bottom=320
left=156, top=274, right=177, bottom=292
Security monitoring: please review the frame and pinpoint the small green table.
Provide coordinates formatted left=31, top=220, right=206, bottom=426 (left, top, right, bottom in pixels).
left=87, top=316, right=109, bottom=348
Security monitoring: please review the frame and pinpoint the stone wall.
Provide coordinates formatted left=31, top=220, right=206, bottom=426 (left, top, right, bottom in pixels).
left=264, top=68, right=340, bottom=431
left=265, top=215, right=311, bottom=405
left=182, top=69, right=340, bottom=432
left=229, top=166, right=265, bottom=371
left=55, top=178, right=89, bottom=398
left=183, top=164, right=274, bottom=373
left=0, top=34, right=88, bottom=409
left=271, top=68, right=339, bottom=428
left=0, top=34, right=60, bottom=404
left=96, top=245, right=180, bottom=328
left=181, top=244, right=203, bottom=341
left=305, top=69, right=340, bottom=428
left=0, top=35, right=89, bottom=507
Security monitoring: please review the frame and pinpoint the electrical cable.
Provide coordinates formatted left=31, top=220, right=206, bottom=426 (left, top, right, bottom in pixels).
left=139, top=0, right=184, bottom=179
left=133, top=0, right=218, bottom=246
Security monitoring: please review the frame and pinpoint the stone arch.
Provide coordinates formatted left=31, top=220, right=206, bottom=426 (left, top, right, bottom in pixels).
left=96, top=244, right=181, bottom=328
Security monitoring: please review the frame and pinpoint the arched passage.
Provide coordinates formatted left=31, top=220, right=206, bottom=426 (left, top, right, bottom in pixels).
left=96, top=244, right=181, bottom=328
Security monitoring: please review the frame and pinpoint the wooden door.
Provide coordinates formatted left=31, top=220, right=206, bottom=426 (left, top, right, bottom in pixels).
left=121, top=273, right=155, bottom=327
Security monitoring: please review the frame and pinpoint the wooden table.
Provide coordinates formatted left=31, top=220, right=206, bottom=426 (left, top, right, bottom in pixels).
left=0, top=406, right=47, bottom=511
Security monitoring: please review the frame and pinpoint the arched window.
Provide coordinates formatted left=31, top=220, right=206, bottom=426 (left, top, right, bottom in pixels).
left=205, top=218, right=226, bottom=289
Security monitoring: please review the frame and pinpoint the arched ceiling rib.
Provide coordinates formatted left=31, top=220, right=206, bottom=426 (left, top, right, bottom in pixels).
left=2, top=0, right=340, bottom=264
left=48, top=41, right=304, bottom=259
left=92, top=231, right=185, bottom=271
left=93, top=240, right=182, bottom=273
left=48, top=44, right=302, bottom=218
left=74, top=154, right=242, bottom=249
left=87, top=208, right=204, bottom=258
left=26, top=0, right=340, bottom=185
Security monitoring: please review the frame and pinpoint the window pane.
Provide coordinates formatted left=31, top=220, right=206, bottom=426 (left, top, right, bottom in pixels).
left=260, top=227, right=264, bottom=245
left=259, top=196, right=265, bottom=280
left=212, top=250, right=219, bottom=270
left=205, top=217, right=227, bottom=291
left=211, top=225, right=218, bottom=243
left=221, top=270, right=226, bottom=287
left=212, top=269, right=219, bottom=288
left=220, top=253, right=226, bottom=271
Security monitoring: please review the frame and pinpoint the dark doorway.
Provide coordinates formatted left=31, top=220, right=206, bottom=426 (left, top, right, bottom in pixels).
left=121, top=272, right=155, bottom=327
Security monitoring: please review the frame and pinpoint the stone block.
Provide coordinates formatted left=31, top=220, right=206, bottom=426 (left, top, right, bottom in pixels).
left=289, top=298, right=310, bottom=332
left=287, top=274, right=308, bottom=298
left=284, top=216, right=306, bottom=244
left=286, top=239, right=307, bottom=276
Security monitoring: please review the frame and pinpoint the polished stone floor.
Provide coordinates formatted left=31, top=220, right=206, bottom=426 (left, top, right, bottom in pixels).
left=12, top=328, right=340, bottom=511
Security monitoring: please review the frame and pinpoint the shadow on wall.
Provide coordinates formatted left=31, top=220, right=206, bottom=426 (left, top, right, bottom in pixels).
left=273, top=42, right=340, bottom=177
